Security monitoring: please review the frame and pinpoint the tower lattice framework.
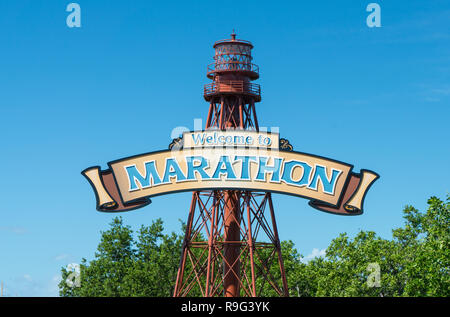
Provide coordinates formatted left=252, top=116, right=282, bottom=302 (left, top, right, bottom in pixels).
left=173, top=33, right=289, bottom=297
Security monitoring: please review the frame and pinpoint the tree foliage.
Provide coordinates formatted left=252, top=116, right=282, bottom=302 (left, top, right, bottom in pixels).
left=286, top=195, right=449, bottom=297
left=59, top=218, right=182, bottom=296
left=60, top=196, right=449, bottom=297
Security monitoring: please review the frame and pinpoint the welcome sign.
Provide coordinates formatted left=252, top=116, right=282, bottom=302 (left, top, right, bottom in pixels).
left=82, top=131, right=378, bottom=215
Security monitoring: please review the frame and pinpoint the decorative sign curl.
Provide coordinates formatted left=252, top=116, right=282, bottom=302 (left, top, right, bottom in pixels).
left=82, top=131, right=378, bottom=215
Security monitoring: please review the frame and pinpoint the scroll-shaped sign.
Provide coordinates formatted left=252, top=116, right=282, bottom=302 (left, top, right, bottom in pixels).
left=82, top=131, right=378, bottom=215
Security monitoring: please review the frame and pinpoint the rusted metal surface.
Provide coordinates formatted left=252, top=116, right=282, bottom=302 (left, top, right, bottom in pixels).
left=204, top=81, right=261, bottom=101
left=173, top=34, right=288, bottom=297
left=207, top=61, right=259, bottom=79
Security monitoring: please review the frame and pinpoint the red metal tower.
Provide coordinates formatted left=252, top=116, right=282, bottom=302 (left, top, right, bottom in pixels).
left=173, top=33, right=289, bottom=297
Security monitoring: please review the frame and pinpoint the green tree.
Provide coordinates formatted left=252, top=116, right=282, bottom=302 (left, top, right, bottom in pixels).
left=59, top=217, right=183, bottom=296
left=392, top=196, right=449, bottom=296
left=60, top=196, right=449, bottom=297
left=288, top=195, right=449, bottom=297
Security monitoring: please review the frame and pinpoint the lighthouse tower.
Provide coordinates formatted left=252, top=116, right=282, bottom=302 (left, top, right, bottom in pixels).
left=173, top=33, right=289, bottom=297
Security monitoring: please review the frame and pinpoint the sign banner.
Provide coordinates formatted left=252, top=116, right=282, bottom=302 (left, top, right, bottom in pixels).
left=183, top=130, right=279, bottom=149
left=82, top=131, right=378, bottom=215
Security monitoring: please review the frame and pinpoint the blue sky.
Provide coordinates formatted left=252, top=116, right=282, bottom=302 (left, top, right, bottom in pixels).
left=0, top=0, right=449, bottom=296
